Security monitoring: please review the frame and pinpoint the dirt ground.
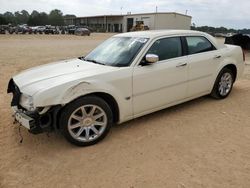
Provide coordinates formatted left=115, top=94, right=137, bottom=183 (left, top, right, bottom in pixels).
left=0, top=34, right=250, bottom=188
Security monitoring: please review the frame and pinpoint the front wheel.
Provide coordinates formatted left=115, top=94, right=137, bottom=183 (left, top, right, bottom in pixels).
left=210, top=68, right=234, bottom=99
left=59, top=96, right=113, bottom=146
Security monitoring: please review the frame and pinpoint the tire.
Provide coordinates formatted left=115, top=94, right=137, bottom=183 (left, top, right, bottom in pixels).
left=210, top=67, right=234, bottom=99
left=59, top=96, right=113, bottom=146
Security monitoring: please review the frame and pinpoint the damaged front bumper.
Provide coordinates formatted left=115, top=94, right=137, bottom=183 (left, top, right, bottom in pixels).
left=12, top=106, right=35, bottom=130
left=12, top=105, right=61, bottom=134
left=8, top=78, right=61, bottom=134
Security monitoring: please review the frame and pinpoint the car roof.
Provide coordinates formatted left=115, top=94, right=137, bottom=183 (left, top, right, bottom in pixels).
left=116, top=30, right=206, bottom=38
left=114, top=30, right=223, bottom=49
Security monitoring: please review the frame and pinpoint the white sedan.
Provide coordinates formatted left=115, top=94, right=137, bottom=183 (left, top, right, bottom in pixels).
left=8, top=30, right=245, bottom=146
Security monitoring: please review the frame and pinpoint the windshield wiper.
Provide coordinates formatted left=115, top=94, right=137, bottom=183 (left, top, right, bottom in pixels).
left=78, top=56, right=85, bottom=60
left=83, top=58, right=106, bottom=65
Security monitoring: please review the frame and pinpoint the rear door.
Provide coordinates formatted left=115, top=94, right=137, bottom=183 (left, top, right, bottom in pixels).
left=185, top=36, right=221, bottom=97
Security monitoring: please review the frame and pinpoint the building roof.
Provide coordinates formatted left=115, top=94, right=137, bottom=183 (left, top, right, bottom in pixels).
left=64, top=12, right=191, bottom=20
left=124, top=12, right=192, bottom=18
left=75, top=15, right=123, bottom=19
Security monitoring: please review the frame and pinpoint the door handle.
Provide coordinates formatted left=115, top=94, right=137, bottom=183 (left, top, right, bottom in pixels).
left=214, top=55, right=221, bottom=59
left=176, top=63, right=187, bottom=67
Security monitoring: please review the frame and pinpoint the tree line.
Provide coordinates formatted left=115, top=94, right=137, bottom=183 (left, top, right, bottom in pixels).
left=0, top=9, right=76, bottom=26
left=1, top=10, right=249, bottom=33
left=191, top=25, right=250, bottom=34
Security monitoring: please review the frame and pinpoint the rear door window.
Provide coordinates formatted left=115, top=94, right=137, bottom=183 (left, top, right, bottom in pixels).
left=186, top=36, right=216, bottom=55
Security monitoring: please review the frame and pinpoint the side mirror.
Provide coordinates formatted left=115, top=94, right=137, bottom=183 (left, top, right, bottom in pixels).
left=145, top=54, right=159, bottom=64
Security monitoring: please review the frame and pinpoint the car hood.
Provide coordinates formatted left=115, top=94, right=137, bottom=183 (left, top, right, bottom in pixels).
left=13, top=58, right=117, bottom=95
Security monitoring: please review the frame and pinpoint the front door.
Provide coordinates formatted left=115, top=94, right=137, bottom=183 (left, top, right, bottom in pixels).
left=132, top=37, right=188, bottom=116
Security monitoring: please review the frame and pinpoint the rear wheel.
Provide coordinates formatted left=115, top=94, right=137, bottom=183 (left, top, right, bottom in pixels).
left=60, top=96, right=113, bottom=146
left=210, top=68, right=234, bottom=99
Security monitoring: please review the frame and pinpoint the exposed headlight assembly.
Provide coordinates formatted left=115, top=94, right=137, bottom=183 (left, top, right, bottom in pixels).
left=19, top=94, right=35, bottom=111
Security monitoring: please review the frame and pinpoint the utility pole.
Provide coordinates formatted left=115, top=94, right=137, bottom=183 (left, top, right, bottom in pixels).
left=120, top=7, right=123, bottom=15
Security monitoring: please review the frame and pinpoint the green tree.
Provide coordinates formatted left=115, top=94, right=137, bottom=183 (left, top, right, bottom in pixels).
left=48, top=9, right=64, bottom=26
left=192, top=25, right=241, bottom=34
left=3, top=11, right=16, bottom=24
left=14, top=11, right=29, bottom=24
left=20, top=10, right=30, bottom=23
left=38, top=12, right=49, bottom=25
left=27, top=10, right=39, bottom=26
left=0, top=14, right=7, bottom=24
left=27, top=10, right=49, bottom=26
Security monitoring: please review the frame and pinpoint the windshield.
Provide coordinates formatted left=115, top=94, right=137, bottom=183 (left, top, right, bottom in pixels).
left=84, top=37, right=148, bottom=67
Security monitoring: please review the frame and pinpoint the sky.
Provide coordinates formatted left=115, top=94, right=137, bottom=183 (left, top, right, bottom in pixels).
left=0, top=0, right=249, bottom=29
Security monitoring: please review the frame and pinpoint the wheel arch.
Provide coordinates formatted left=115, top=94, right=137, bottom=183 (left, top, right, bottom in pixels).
left=210, top=63, right=237, bottom=99
left=210, top=63, right=238, bottom=94
left=223, top=64, right=237, bottom=82
left=56, top=92, right=120, bottom=129
left=88, top=92, right=120, bottom=123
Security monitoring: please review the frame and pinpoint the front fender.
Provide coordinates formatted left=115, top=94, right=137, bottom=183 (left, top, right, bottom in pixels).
left=33, top=80, right=132, bottom=123
left=61, top=80, right=123, bottom=106
left=61, top=81, right=131, bottom=122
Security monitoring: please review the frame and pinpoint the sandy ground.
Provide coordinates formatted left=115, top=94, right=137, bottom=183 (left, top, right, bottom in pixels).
left=0, top=34, right=250, bottom=188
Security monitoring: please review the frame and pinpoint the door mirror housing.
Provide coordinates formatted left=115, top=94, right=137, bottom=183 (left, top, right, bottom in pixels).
left=145, top=54, right=159, bottom=64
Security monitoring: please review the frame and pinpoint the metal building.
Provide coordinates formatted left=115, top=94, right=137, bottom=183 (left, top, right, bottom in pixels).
left=64, top=12, right=192, bottom=32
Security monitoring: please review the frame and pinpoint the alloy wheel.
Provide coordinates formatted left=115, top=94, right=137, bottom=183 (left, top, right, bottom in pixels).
left=68, top=105, right=107, bottom=142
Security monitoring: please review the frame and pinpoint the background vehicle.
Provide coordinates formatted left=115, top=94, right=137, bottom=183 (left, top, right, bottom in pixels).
left=7, top=30, right=245, bottom=146
left=30, top=26, right=38, bottom=34
left=0, top=25, right=6, bottom=34
left=8, top=26, right=15, bottom=34
left=67, top=25, right=76, bottom=34
left=83, top=26, right=95, bottom=32
left=75, top=28, right=90, bottom=36
left=225, top=33, right=250, bottom=50
left=44, top=26, right=59, bottom=34
left=60, top=26, right=67, bottom=34
left=15, top=24, right=32, bottom=34
left=36, top=26, right=46, bottom=34
left=130, top=21, right=150, bottom=31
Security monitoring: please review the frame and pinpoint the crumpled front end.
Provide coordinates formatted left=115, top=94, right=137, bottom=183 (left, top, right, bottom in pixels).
left=7, top=78, right=61, bottom=134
